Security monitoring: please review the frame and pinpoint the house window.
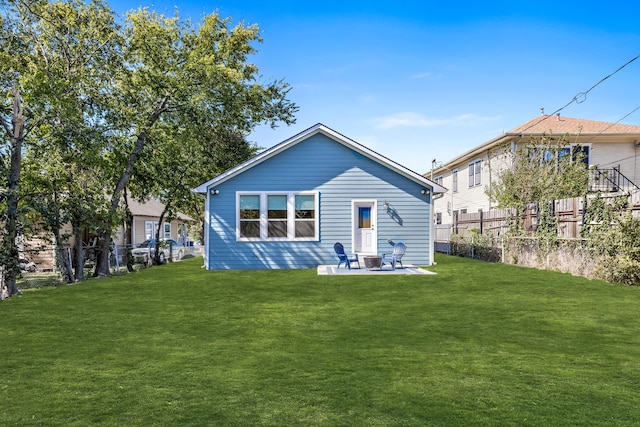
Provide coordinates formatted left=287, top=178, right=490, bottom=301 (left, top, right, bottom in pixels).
left=468, top=160, right=481, bottom=187
left=295, top=195, right=316, bottom=238
left=572, top=145, right=590, bottom=166
left=239, top=195, right=260, bottom=238
left=435, top=212, right=442, bottom=225
left=531, top=144, right=590, bottom=167
left=267, top=195, right=288, bottom=238
left=145, top=221, right=158, bottom=240
left=452, top=169, right=458, bottom=192
left=358, top=206, right=371, bottom=228
left=177, top=223, right=187, bottom=245
left=164, top=223, right=171, bottom=239
left=435, top=175, right=443, bottom=186
left=237, top=192, right=318, bottom=241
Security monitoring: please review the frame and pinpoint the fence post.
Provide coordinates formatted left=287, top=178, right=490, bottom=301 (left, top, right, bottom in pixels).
left=471, top=234, right=475, bottom=259
left=114, top=244, right=120, bottom=271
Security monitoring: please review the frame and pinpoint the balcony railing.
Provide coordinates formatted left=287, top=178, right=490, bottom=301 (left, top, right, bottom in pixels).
left=589, top=166, right=639, bottom=194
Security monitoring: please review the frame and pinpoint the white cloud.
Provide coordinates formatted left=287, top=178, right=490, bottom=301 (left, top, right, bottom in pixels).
left=371, top=112, right=501, bottom=129
left=409, top=72, right=442, bottom=79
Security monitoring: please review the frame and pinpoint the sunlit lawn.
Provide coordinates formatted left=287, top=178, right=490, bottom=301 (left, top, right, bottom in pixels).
left=1, top=254, right=639, bottom=426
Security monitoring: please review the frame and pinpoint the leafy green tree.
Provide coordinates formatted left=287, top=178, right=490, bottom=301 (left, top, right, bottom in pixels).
left=129, top=120, right=258, bottom=264
left=0, top=0, right=50, bottom=298
left=92, top=8, right=297, bottom=276
left=8, top=0, right=122, bottom=283
left=581, top=193, right=640, bottom=285
left=487, top=135, right=589, bottom=235
left=1, top=1, right=297, bottom=290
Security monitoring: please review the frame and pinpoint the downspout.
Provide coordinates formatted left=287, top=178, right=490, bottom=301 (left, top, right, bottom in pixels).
left=204, top=189, right=211, bottom=269
left=429, top=190, right=435, bottom=265
left=486, top=148, right=492, bottom=211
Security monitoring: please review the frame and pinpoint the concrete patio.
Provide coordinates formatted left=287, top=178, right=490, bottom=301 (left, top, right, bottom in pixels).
left=317, top=265, right=435, bottom=276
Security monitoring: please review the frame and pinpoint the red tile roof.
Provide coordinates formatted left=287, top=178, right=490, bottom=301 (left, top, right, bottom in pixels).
left=509, top=114, right=640, bottom=135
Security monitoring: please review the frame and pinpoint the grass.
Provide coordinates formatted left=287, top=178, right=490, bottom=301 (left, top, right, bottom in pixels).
left=1, top=254, right=640, bottom=426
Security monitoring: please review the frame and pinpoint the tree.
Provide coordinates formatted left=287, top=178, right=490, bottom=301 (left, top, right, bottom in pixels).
left=2, top=0, right=122, bottom=285
left=92, top=8, right=297, bottom=276
left=0, top=86, right=25, bottom=298
left=0, top=1, right=297, bottom=289
left=486, top=135, right=589, bottom=235
left=129, top=119, right=258, bottom=264
left=581, top=193, right=640, bottom=286
left=0, top=0, right=44, bottom=298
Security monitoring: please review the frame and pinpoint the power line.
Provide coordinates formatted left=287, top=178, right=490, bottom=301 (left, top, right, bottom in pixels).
left=582, top=105, right=640, bottom=145
left=518, top=54, right=640, bottom=134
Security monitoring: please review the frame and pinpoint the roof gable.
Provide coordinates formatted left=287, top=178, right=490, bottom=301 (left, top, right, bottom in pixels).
left=194, top=123, right=446, bottom=193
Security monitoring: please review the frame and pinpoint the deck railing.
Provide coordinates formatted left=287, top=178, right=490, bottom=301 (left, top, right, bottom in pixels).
left=589, top=166, right=639, bottom=194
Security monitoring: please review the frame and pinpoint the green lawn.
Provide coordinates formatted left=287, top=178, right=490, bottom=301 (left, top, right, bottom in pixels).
left=2, top=254, right=639, bottom=426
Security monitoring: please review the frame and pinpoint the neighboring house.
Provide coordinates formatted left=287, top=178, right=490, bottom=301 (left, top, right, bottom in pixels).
left=194, top=123, right=446, bottom=270
left=21, top=198, right=194, bottom=271
left=431, top=114, right=640, bottom=230
left=112, top=198, right=194, bottom=247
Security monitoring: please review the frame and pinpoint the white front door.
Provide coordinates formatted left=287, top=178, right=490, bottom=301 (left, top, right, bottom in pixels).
left=352, top=200, right=377, bottom=255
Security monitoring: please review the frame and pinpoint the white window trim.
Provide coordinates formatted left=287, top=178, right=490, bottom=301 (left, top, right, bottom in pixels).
left=468, top=159, right=482, bottom=187
left=163, top=222, right=171, bottom=239
left=529, top=143, right=592, bottom=165
left=145, top=221, right=158, bottom=240
left=452, top=168, right=459, bottom=193
left=236, top=191, right=319, bottom=242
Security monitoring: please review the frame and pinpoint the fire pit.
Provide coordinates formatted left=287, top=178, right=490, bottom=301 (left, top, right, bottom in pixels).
left=363, top=256, right=382, bottom=270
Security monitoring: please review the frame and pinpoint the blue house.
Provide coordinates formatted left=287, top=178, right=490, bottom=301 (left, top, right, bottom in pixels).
left=193, top=124, right=446, bottom=270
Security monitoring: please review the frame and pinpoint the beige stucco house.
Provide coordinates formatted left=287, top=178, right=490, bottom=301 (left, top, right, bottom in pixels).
left=112, top=198, right=194, bottom=247
left=430, top=114, right=640, bottom=231
left=24, top=198, right=194, bottom=272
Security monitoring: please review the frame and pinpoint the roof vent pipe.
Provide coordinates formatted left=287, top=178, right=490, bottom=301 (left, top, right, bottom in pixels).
left=556, top=113, right=560, bottom=120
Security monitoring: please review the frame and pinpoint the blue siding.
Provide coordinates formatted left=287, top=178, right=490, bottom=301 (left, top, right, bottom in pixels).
left=206, top=133, right=432, bottom=269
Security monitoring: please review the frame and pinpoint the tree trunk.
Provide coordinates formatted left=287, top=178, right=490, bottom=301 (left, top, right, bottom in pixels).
left=1, top=86, right=25, bottom=299
left=93, top=230, right=111, bottom=277
left=53, top=228, right=74, bottom=283
left=72, top=222, right=85, bottom=281
left=153, top=202, right=171, bottom=264
left=57, top=247, right=75, bottom=283
left=123, top=190, right=134, bottom=272
left=93, top=97, right=169, bottom=277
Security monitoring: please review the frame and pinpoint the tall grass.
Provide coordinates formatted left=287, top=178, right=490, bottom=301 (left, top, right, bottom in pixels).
left=1, top=255, right=639, bottom=426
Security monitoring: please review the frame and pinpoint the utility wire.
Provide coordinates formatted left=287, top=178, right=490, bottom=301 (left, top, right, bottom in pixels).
left=517, top=54, right=640, bottom=134
left=582, top=105, right=640, bottom=145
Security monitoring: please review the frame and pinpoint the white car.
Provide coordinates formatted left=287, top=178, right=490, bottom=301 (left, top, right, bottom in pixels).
left=132, top=239, right=183, bottom=265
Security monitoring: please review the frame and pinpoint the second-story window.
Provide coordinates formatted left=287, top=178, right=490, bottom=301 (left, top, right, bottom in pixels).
left=452, top=169, right=458, bottom=192
left=468, top=160, right=481, bottom=187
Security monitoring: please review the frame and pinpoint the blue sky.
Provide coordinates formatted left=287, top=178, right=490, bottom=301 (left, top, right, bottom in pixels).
left=109, top=1, right=640, bottom=174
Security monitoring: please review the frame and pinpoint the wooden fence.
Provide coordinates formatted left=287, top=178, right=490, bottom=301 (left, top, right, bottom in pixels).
left=440, top=192, right=640, bottom=242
